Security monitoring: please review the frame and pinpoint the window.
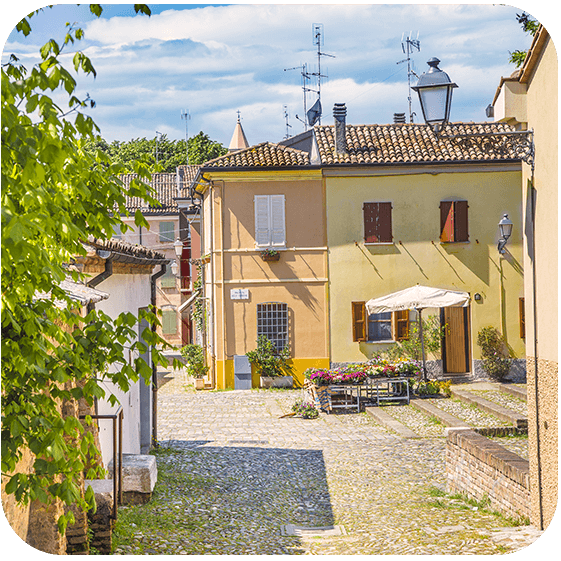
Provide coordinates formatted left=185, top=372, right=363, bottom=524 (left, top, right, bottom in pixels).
left=160, top=267, right=176, bottom=289
left=112, top=224, right=122, bottom=239
left=440, top=200, right=468, bottom=242
left=162, top=309, right=177, bottom=335
left=363, top=202, right=392, bottom=243
left=257, top=302, right=288, bottom=351
left=254, top=195, right=286, bottom=248
left=352, top=302, right=410, bottom=342
left=159, top=221, right=175, bottom=243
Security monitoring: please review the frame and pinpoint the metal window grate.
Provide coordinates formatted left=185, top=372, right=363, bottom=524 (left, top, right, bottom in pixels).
left=257, top=302, right=288, bottom=351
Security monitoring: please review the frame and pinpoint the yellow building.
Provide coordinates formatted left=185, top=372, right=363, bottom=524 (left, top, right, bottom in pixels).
left=194, top=142, right=329, bottom=389
left=492, top=25, right=558, bottom=530
left=313, top=109, right=525, bottom=379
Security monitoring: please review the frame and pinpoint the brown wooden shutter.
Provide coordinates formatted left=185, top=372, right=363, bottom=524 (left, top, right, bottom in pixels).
left=364, top=202, right=392, bottom=243
left=352, top=301, right=367, bottom=342
left=440, top=201, right=454, bottom=242
left=519, top=297, right=525, bottom=339
left=454, top=200, right=469, bottom=242
left=393, top=310, right=410, bottom=341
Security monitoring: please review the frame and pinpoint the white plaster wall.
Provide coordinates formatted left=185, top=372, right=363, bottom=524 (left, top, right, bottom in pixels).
left=94, top=273, right=153, bottom=469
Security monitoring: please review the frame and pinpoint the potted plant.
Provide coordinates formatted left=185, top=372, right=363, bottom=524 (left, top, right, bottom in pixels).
left=180, top=344, right=209, bottom=390
left=246, top=335, right=293, bottom=388
left=260, top=248, right=280, bottom=262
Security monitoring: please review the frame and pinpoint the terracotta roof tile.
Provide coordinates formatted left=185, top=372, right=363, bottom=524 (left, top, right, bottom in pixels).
left=203, top=142, right=310, bottom=168
left=120, top=165, right=201, bottom=214
left=315, top=122, right=521, bottom=165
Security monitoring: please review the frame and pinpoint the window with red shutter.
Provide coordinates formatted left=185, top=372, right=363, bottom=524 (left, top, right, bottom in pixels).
left=440, top=200, right=468, bottom=242
left=363, top=202, right=392, bottom=243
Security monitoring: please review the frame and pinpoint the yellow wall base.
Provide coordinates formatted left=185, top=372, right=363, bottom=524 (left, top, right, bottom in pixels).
left=214, top=357, right=330, bottom=390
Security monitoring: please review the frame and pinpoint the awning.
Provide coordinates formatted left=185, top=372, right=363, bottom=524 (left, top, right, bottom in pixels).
left=178, top=289, right=202, bottom=314
left=366, top=285, right=470, bottom=315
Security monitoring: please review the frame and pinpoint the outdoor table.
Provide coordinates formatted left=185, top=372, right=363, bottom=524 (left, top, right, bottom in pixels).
left=359, top=377, right=410, bottom=406
left=326, top=384, right=361, bottom=413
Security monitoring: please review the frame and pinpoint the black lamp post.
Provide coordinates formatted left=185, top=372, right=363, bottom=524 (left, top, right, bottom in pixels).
left=497, top=214, right=513, bottom=254
left=412, top=58, right=458, bottom=133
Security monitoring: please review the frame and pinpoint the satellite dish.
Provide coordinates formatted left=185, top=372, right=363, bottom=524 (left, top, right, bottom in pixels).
left=307, top=99, right=322, bottom=126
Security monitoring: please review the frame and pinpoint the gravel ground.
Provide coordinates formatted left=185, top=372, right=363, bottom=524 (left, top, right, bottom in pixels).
left=111, top=375, right=538, bottom=555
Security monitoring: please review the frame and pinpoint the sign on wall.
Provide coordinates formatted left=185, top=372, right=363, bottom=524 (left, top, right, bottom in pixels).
left=230, top=288, right=249, bottom=300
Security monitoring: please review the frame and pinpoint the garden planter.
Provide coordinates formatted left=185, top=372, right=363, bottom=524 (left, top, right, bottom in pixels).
left=261, top=253, right=280, bottom=262
left=194, top=378, right=205, bottom=390
left=260, top=376, right=293, bottom=389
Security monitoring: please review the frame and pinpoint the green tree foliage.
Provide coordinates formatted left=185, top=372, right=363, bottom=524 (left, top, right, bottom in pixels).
left=2, top=5, right=178, bottom=533
left=384, top=315, right=445, bottom=362
left=509, top=12, right=539, bottom=68
left=88, top=131, right=227, bottom=172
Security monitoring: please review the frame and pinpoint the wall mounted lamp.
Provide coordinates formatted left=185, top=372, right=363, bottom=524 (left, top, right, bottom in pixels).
left=497, top=214, right=513, bottom=254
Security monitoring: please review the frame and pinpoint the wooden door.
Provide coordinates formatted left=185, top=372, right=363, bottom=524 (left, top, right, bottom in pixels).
left=442, top=307, right=471, bottom=373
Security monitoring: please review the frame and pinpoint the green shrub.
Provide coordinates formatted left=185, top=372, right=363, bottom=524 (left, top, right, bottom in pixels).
left=477, top=327, right=513, bottom=381
left=180, top=344, right=209, bottom=379
left=246, top=335, right=293, bottom=378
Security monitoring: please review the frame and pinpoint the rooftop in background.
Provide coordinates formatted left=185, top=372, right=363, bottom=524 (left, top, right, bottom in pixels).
left=84, top=236, right=168, bottom=265
left=120, top=165, right=201, bottom=215
left=203, top=142, right=311, bottom=168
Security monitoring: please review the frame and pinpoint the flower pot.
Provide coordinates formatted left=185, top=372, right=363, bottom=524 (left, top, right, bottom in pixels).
left=194, top=378, right=205, bottom=390
left=260, top=375, right=293, bottom=389
left=261, top=253, right=280, bottom=262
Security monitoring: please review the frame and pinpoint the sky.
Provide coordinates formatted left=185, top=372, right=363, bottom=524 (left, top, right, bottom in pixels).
left=1, top=2, right=557, bottom=150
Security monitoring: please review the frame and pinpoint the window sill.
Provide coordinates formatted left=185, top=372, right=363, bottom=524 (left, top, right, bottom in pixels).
left=439, top=241, right=470, bottom=244
left=364, top=242, right=395, bottom=246
left=363, top=340, right=396, bottom=344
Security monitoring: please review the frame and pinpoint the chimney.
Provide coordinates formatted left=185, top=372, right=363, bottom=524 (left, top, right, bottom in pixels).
left=333, top=103, right=347, bottom=155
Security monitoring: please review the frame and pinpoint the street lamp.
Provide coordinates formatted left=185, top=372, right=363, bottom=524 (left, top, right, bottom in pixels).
left=497, top=214, right=513, bottom=254
left=172, top=238, right=183, bottom=277
left=412, top=57, right=457, bottom=134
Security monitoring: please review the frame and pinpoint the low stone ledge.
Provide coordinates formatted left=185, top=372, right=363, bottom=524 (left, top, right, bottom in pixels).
left=108, top=453, right=157, bottom=505
left=410, top=398, right=470, bottom=428
left=364, top=407, right=419, bottom=438
left=446, top=428, right=530, bottom=520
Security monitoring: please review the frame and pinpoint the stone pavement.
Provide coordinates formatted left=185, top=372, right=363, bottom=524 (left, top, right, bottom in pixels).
left=113, top=371, right=546, bottom=555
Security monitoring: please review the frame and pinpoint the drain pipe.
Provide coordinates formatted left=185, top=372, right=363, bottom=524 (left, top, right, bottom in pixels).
left=86, top=250, right=114, bottom=313
left=150, top=263, right=168, bottom=448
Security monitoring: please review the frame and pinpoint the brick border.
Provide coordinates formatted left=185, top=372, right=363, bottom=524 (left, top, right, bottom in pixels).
left=446, top=429, right=530, bottom=520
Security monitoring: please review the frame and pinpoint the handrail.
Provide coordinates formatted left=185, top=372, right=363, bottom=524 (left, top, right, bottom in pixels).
left=80, top=406, right=123, bottom=520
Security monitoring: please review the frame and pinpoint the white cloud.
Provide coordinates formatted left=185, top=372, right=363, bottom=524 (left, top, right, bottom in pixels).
left=3, top=3, right=541, bottom=146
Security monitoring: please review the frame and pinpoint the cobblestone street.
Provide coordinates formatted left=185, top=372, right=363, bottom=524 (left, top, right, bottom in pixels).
left=112, top=371, right=544, bottom=555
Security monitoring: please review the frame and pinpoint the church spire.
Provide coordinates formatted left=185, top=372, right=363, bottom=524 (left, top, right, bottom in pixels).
left=228, top=111, right=249, bottom=152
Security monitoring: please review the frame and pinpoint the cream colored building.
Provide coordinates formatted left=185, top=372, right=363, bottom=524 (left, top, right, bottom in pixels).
left=492, top=25, right=558, bottom=530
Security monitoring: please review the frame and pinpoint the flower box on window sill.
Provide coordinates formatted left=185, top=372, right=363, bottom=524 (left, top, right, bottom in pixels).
left=260, top=249, right=281, bottom=262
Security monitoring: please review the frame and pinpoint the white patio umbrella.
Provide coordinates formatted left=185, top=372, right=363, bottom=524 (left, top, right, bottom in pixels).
left=366, top=285, right=470, bottom=380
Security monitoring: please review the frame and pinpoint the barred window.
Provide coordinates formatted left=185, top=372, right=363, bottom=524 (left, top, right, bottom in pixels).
left=257, top=302, right=288, bottom=351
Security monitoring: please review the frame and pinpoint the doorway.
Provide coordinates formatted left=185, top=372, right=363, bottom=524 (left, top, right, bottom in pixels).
left=441, top=306, right=471, bottom=374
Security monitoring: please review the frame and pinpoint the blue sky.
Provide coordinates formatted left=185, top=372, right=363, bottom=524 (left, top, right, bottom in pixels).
left=2, top=2, right=555, bottom=150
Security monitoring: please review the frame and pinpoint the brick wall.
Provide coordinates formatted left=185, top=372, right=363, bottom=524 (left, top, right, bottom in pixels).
left=446, top=429, right=530, bottom=520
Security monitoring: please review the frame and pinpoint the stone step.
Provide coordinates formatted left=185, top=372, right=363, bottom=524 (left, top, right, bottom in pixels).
left=496, top=382, right=527, bottom=401
left=450, top=388, right=527, bottom=429
left=410, top=399, right=470, bottom=428
left=364, top=406, right=420, bottom=438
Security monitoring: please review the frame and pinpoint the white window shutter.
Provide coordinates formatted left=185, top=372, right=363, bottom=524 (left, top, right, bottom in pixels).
left=270, top=195, right=286, bottom=247
left=254, top=195, right=270, bottom=247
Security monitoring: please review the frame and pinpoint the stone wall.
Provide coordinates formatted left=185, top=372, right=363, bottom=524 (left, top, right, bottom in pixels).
left=446, top=428, right=530, bottom=521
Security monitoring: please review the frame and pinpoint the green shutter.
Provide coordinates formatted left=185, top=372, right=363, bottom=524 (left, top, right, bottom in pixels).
left=159, top=221, right=175, bottom=242
left=160, top=268, right=176, bottom=289
left=162, top=309, right=177, bottom=335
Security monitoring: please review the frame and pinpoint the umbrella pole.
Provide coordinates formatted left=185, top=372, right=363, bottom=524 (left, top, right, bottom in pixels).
left=417, top=308, right=428, bottom=381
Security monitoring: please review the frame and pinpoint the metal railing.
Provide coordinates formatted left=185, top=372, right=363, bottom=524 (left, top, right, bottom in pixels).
left=80, top=406, right=123, bottom=520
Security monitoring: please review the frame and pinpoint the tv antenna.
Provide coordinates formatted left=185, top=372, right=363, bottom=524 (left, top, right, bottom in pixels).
left=284, top=63, right=317, bottom=131
left=283, top=105, right=292, bottom=139
left=284, top=24, right=335, bottom=131
left=181, top=109, right=191, bottom=164
left=397, top=31, right=420, bottom=123
left=310, top=23, right=335, bottom=126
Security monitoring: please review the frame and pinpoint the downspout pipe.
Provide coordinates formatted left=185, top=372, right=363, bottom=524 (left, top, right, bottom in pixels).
left=86, top=251, right=114, bottom=313
left=150, top=262, right=168, bottom=448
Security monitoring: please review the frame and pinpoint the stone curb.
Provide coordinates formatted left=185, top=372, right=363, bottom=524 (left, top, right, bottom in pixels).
left=364, top=406, right=420, bottom=438
left=450, top=388, right=527, bottom=428
left=496, top=383, right=527, bottom=401
left=410, top=398, right=470, bottom=428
